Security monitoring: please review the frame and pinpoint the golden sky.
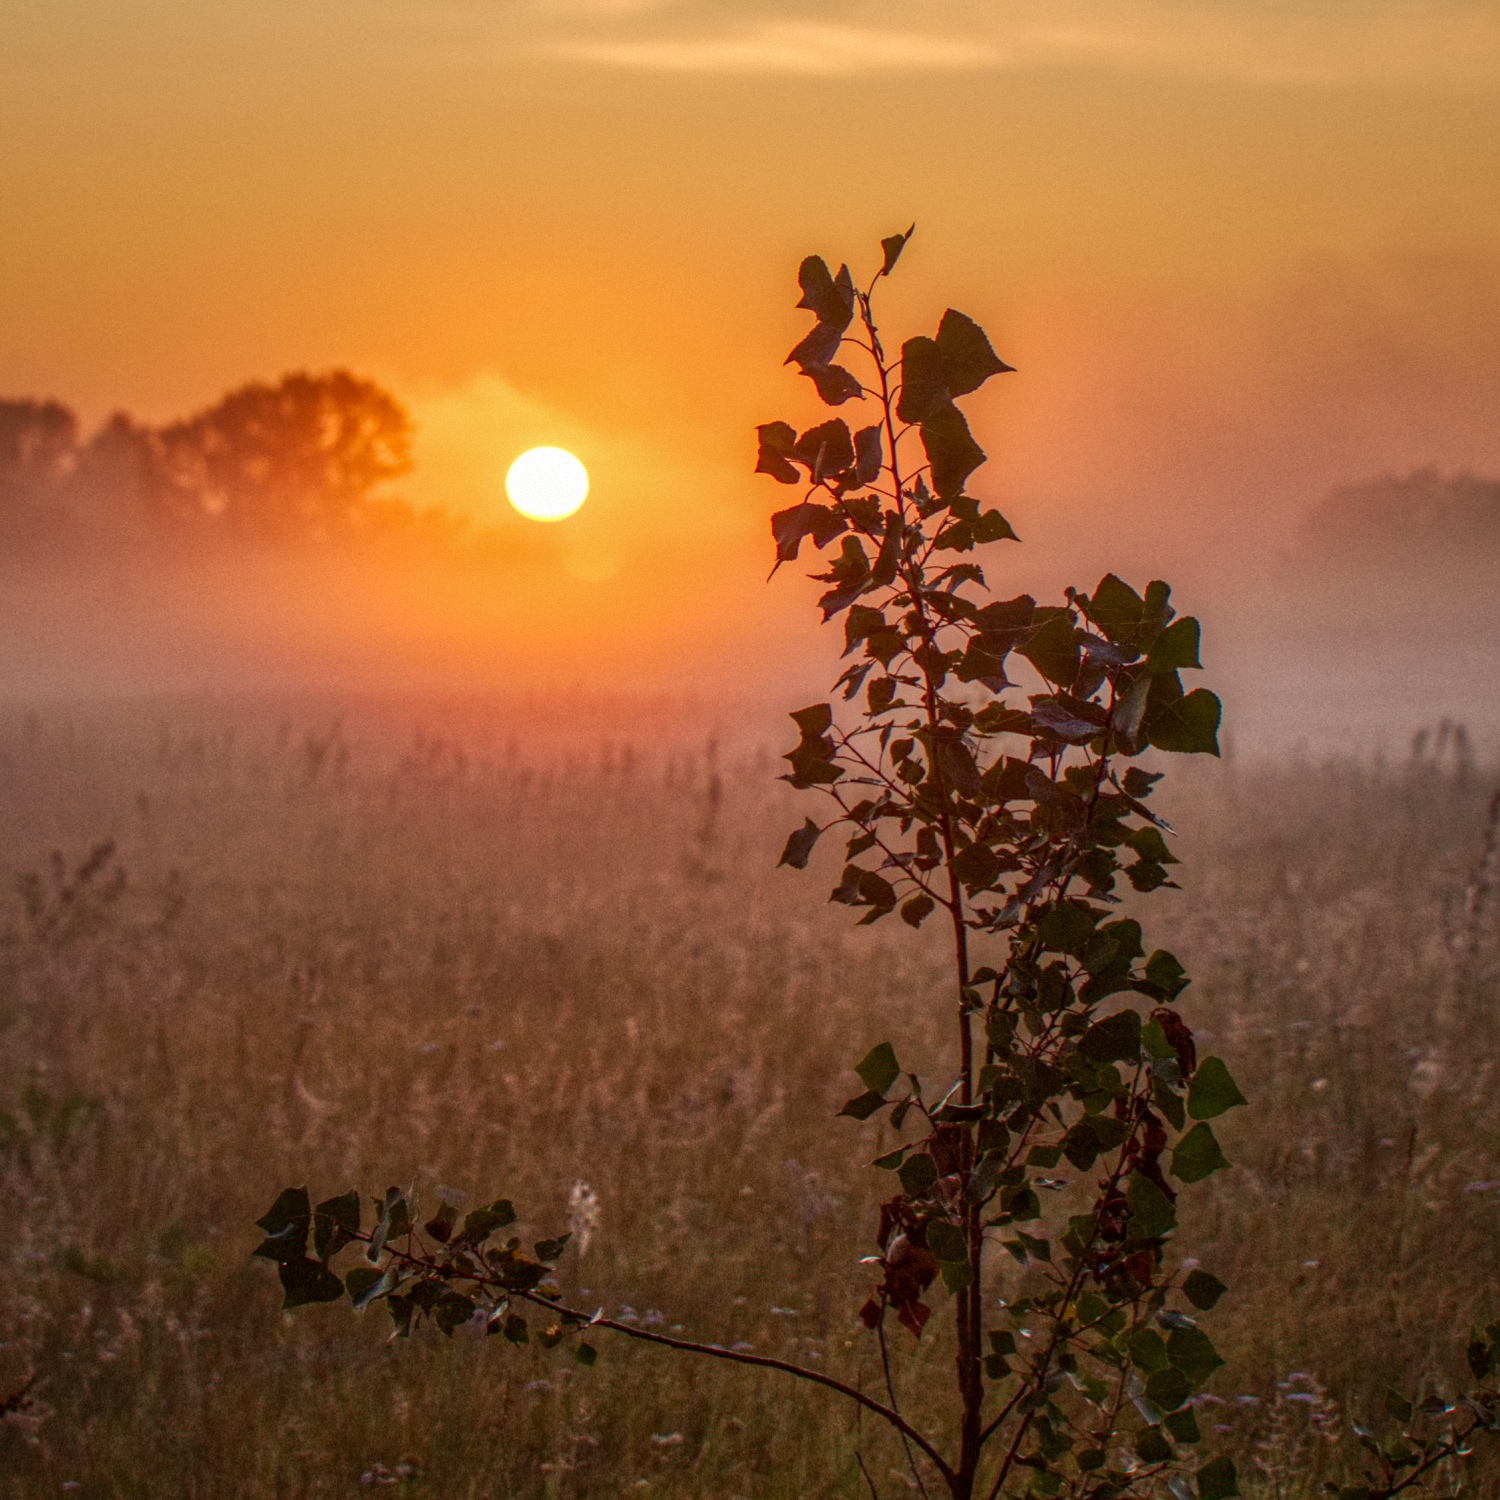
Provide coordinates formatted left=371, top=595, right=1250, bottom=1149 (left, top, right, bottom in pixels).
left=3, top=1, right=1499, bottom=695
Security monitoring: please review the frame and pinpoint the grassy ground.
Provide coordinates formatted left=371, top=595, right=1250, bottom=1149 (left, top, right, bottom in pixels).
left=0, top=706, right=1496, bottom=1498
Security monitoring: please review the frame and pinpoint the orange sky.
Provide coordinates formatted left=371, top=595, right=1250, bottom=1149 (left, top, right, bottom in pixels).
left=3, top=1, right=1499, bottom=704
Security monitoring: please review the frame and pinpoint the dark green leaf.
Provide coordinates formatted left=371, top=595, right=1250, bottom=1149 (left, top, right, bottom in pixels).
left=899, top=1152, right=939, bottom=1197
left=880, top=226, right=914, bottom=276
left=434, top=1292, right=477, bottom=1336
left=1188, top=1057, right=1247, bottom=1120
left=1035, top=901, right=1098, bottom=955
left=792, top=420, right=855, bottom=483
left=1000, top=1185, right=1040, bottom=1221
left=1126, top=1173, right=1177, bottom=1239
left=920, top=399, right=987, bottom=499
left=790, top=703, right=833, bottom=737
left=935, top=309, right=1014, bottom=397
left=386, top=1294, right=415, bottom=1338
left=1062, top=1112, right=1130, bottom=1171
left=345, top=1265, right=385, bottom=1308
left=1153, top=1078, right=1186, bottom=1131
left=535, top=1235, right=571, bottom=1264
left=1183, top=1269, right=1227, bottom=1311
left=778, top=818, right=823, bottom=870
left=856, top=1042, right=901, bottom=1095
left=456, top=1199, right=517, bottom=1246
left=1148, top=689, right=1222, bottom=757
left=1080, top=1009, right=1142, bottom=1064
left=1166, top=1407, right=1202, bottom=1444
left=1147, top=617, right=1202, bottom=672
left=839, top=1090, right=888, bottom=1121
left=1147, top=1366, right=1192, bottom=1412
left=856, top=869, right=897, bottom=914
left=803, top=362, right=864, bottom=406
left=934, top=737, right=982, bottom=797
left=772, top=502, right=847, bottom=563
left=926, top=1220, right=967, bottom=1262
left=795, top=256, right=854, bottom=331
left=973, top=509, right=1018, bottom=544
left=901, top=893, right=936, bottom=928
left=786, top=319, right=842, bottom=372
left=1031, top=698, right=1104, bottom=744
left=1143, top=950, right=1190, bottom=1000
left=1197, top=1456, right=1239, bottom=1500
left=254, top=1187, right=311, bottom=1265
left=941, top=1258, right=975, bottom=1293
left=1125, top=826, right=1177, bottom=865
left=1173, top=1123, right=1230, bottom=1183
left=1167, top=1326, right=1224, bottom=1386
left=423, top=1199, right=460, bottom=1244
left=278, top=1256, right=344, bottom=1309
left=1113, top=673, right=1152, bottom=749
left=576, top=1340, right=599, bottom=1367
left=1128, top=861, right=1171, bottom=893
left=1085, top=574, right=1145, bottom=644
left=408, top=1279, right=445, bottom=1313
left=953, top=841, right=1002, bottom=891
left=1136, top=1427, right=1174, bottom=1464
left=956, top=639, right=1011, bottom=687
left=897, top=336, right=947, bottom=423
left=313, top=1189, right=360, bottom=1262
left=755, top=421, right=800, bottom=484
left=1018, top=613, right=1081, bottom=688
left=1130, top=1328, right=1170, bottom=1373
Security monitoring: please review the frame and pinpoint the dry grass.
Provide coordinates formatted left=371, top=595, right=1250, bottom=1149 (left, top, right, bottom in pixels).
left=0, top=705, right=1496, bottom=1498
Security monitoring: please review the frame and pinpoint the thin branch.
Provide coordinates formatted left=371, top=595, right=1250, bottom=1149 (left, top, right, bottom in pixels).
left=878, top=1308, right=933, bottom=1500
left=508, top=1289, right=956, bottom=1482
left=321, top=1223, right=955, bottom=1482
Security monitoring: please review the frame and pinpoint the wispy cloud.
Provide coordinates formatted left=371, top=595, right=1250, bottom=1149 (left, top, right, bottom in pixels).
left=549, top=20, right=1005, bottom=75
left=539, top=2, right=1500, bottom=85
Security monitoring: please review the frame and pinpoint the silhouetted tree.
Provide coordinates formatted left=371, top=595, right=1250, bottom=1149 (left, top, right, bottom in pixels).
left=0, top=400, right=78, bottom=539
left=152, top=370, right=414, bottom=542
left=1302, top=468, right=1500, bottom=561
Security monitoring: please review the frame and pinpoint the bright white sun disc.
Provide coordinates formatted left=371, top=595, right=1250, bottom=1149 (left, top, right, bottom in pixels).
left=505, top=447, right=589, bottom=522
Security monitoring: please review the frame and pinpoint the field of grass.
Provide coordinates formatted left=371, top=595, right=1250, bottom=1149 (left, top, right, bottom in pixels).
left=0, top=704, right=1496, bottom=1498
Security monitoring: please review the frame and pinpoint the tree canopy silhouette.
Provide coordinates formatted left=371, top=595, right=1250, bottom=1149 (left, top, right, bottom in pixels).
left=0, top=372, right=425, bottom=553
left=0, top=400, right=78, bottom=537
left=153, top=370, right=414, bottom=541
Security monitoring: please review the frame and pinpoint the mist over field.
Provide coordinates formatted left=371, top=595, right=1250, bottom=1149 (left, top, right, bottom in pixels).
left=1, top=455, right=1496, bottom=756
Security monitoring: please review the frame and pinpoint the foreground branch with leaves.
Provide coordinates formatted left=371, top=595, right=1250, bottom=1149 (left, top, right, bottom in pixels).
left=252, top=233, right=1500, bottom=1500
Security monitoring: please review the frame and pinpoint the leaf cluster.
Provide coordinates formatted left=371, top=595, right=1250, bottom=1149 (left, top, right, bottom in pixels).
left=1326, top=1325, right=1500, bottom=1500
left=252, top=1184, right=597, bottom=1361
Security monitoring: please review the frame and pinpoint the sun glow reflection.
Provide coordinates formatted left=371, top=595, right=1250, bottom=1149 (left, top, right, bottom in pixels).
left=505, top=447, right=589, bottom=522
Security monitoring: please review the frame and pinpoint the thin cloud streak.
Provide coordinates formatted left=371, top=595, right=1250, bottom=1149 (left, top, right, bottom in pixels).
left=542, top=4, right=1500, bottom=84
left=548, top=21, right=1005, bottom=75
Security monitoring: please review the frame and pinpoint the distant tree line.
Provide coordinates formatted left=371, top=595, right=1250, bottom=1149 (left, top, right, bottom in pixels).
left=1301, top=468, right=1500, bottom=561
left=0, top=371, right=450, bottom=554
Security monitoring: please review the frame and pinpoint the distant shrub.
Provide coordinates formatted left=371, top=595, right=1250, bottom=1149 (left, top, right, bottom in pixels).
left=1301, top=469, right=1500, bottom=562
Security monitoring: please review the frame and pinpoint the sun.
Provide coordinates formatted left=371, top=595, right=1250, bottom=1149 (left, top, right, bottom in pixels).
left=505, top=447, right=589, bottom=522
